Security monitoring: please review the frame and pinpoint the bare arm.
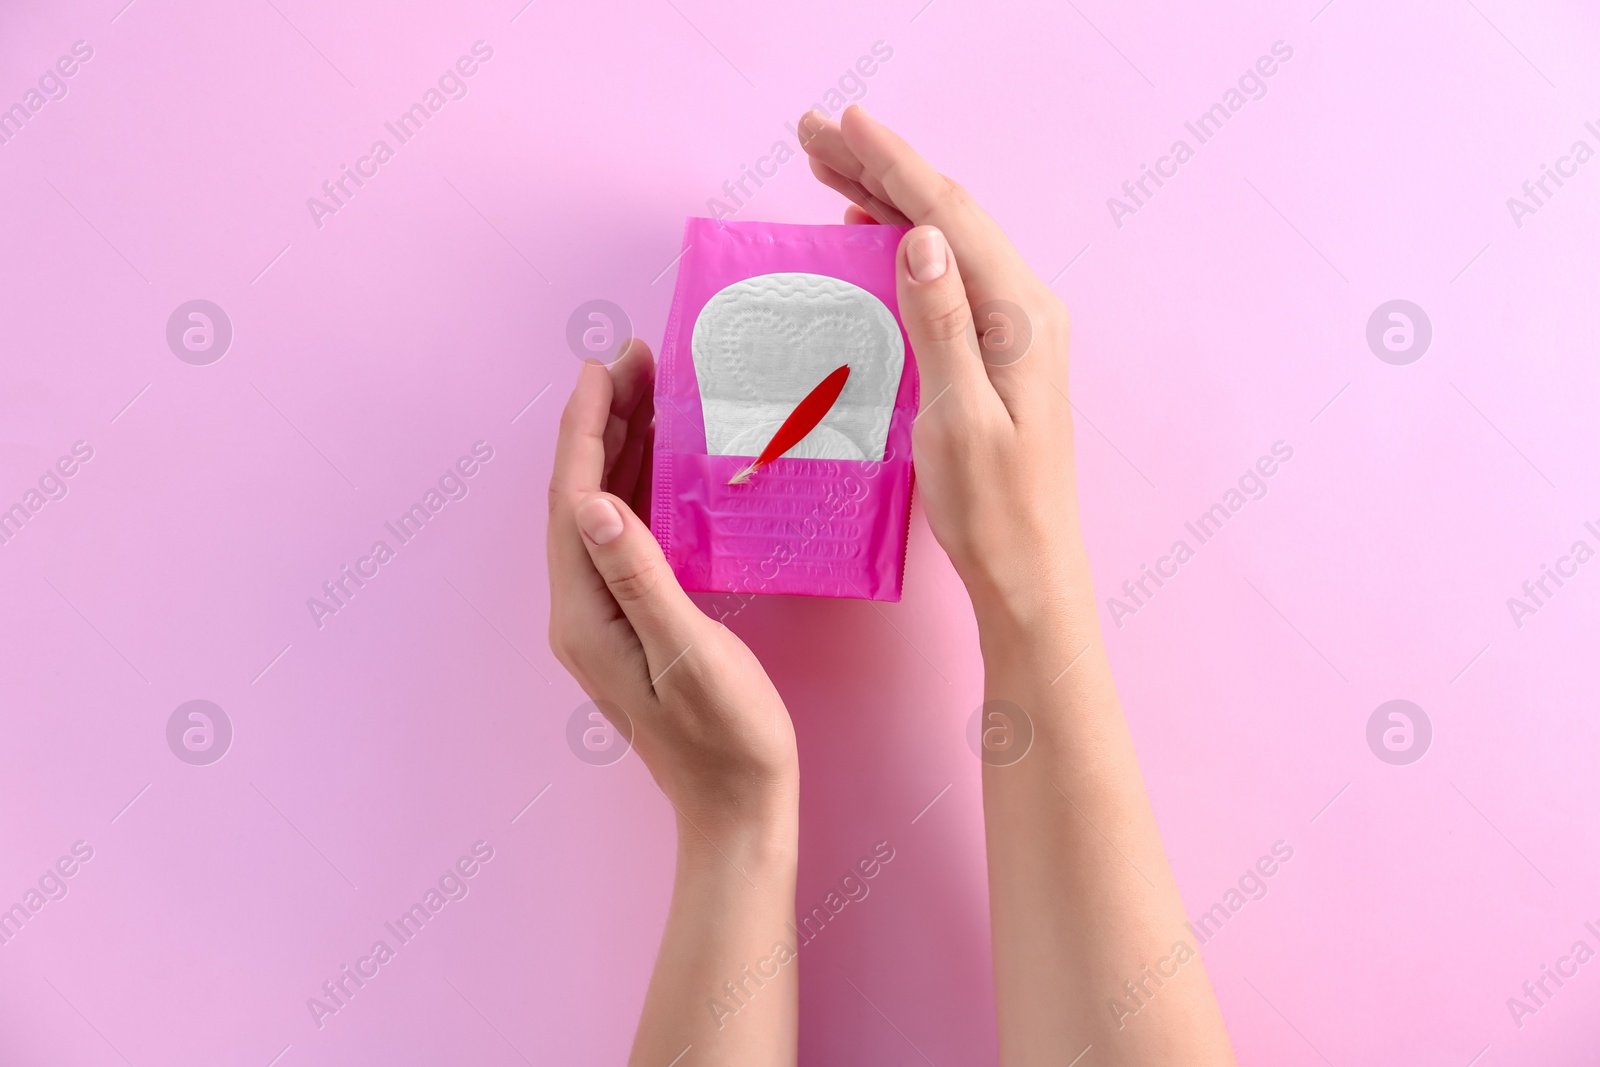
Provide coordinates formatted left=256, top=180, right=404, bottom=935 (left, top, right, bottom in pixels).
left=801, top=106, right=1237, bottom=1066
left=975, top=559, right=1236, bottom=1064
left=548, top=345, right=800, bottom=1066
left=632, top=813, right=799, bottom=1066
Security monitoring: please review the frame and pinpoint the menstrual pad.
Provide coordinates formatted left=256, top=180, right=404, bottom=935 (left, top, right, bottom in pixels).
left=652, top=218, right=918, bottom=602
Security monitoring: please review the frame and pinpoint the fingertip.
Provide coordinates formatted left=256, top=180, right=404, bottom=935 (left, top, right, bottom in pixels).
left=607, top=336, right=654, bottom=381
left=798, top=108, right=829, bottom=150
left=838, top=103, right=880, bottom=150
left=562, top=355, right=614, bottom=426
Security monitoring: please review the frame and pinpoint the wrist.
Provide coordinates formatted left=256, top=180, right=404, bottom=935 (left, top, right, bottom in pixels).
left=965, top=536, right=1098, bottom=645
left=673, top=788, right=799, bottom=879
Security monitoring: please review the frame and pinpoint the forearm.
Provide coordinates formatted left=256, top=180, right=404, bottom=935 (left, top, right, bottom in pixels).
left=629, top=811, right=799, bottom=1067
left=972, top=539, right=1236, bottom=1067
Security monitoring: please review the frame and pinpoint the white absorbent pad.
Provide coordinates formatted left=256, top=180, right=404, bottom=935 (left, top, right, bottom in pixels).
left=691, top=272, right=905, bottom=462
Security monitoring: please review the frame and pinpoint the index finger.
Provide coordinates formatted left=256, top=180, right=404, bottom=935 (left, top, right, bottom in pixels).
left=547, top=360, right=617, bottom=611
left=550, top=340, right=657, bottom=502
left=549, top=359, right=613, bottom=504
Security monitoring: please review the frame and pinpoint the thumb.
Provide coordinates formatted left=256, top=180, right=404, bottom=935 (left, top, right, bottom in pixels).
left=896, top=225, right=990, bottom=407
left=574, top=493, right=704, bottom=669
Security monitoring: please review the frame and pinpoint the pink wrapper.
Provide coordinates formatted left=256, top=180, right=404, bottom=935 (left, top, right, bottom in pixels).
left=651, top=218, right=919, bottom=602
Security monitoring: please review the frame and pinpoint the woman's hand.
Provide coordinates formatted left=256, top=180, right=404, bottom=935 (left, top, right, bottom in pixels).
left=547, top=339, right=799, bottom=851
left=799, top=106, right=1091, bottom=629
left=801, top=108, right=1238, bottom=1067
left=548, top=341, right=801, bottom=1066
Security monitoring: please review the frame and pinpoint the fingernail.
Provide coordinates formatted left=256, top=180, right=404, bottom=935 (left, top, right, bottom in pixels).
left=577, top=497, right=625, bottom=545
left=907, top=227, right=947, bottom=282
left=800, top=110, right=825, bottom=139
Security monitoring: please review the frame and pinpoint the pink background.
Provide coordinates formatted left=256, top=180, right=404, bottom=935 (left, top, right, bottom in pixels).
left=2, top=0, right=1597, bottom=1064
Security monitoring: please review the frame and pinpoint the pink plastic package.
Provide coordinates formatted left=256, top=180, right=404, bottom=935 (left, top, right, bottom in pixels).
left=651, top=217, right=919, bottom=602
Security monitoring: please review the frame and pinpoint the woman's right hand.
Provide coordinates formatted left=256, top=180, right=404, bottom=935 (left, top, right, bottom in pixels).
left=799, top=106, right=1093, bottom=626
